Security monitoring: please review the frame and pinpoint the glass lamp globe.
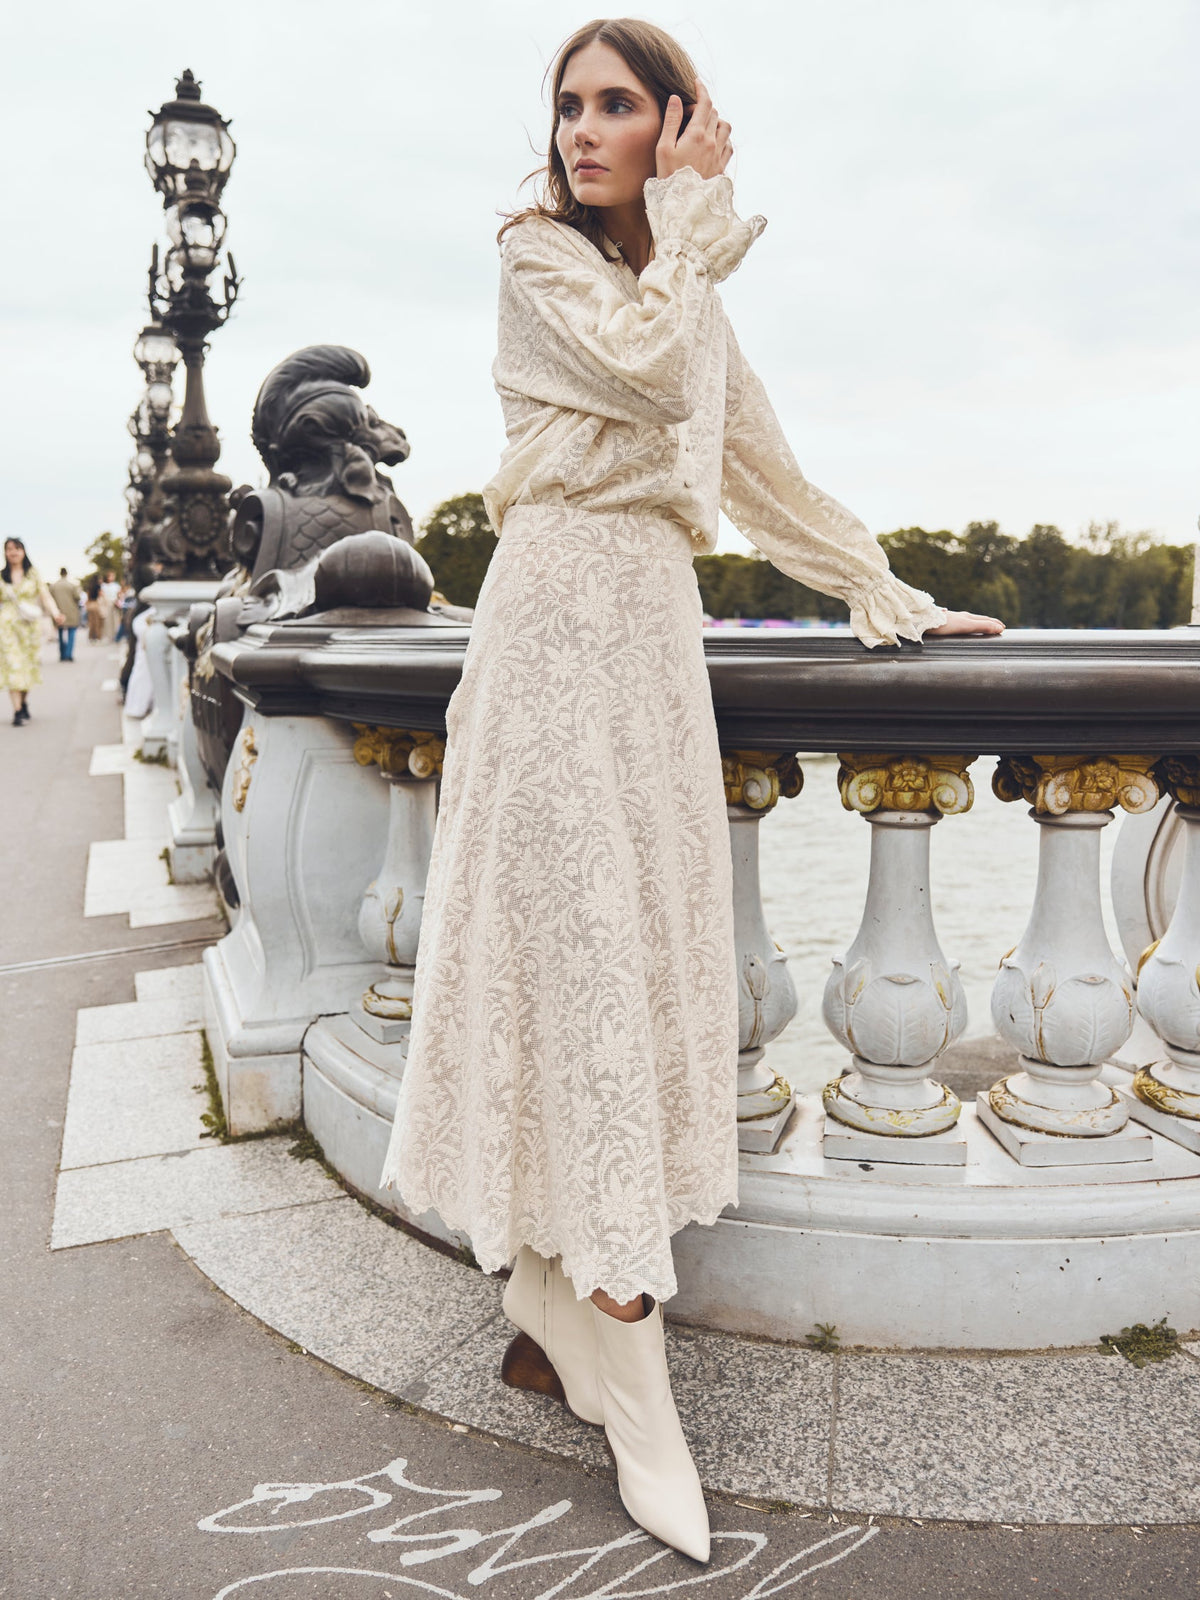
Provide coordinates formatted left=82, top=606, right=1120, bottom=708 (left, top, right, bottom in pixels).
left=133, top=324, right=177, bottom=373
left=145, top=70, right=235, bottom=204
left=164, top=247, right=188, bottom=294
left=166, top=201, right=226, bottom=272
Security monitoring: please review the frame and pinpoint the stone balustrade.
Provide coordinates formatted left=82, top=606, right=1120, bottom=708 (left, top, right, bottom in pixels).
left=135, top=578, right=222, bottom=880
left=200, top=619, right=1200, bottom=1346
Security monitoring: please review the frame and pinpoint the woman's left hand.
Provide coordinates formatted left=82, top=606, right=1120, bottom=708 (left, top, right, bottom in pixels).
left=924, top=610, right=1005, bottom=637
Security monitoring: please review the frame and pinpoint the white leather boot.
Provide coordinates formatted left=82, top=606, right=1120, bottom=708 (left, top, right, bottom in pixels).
left=501, top=1246, right=604, bottom=1425
left=591, top=1297, right=710, bottom=1563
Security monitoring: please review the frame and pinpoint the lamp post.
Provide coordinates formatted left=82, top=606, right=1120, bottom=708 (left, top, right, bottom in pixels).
left=145, top=69, right=239, bottom=579
left=125, top=320, right=179, bottom=571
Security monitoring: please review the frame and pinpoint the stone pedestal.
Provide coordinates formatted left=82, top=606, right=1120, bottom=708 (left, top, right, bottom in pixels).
left=168, top=672, right=218, bottom=882
left=203, top=712, right=389, bottom=1134
left=136, top=579, right=218, bottom=764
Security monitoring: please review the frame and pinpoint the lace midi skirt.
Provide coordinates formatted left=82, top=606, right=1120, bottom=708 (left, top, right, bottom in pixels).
left=379, top=502, right=740, bottom=1304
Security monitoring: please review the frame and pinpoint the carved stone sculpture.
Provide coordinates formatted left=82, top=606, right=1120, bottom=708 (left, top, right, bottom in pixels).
left=233, top=344, right=413, bottom=583
left=186, top=345, right=470, bottom=909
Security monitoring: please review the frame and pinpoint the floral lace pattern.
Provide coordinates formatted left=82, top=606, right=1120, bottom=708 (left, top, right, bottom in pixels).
left=381, top=168, right=946, bottom=1303
left=381, top=504, right=739, bottom=1304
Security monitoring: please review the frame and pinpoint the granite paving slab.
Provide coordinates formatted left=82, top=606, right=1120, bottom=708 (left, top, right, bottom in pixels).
left=60, top=1033, right=209, bottom=1168
left=124, top=783, right=175, bottom=841
left=75, top=995, right=204, bottom=1045
left=50, top=1138, right=340, bottom=1249
left=410, top=1313, right=612, bottom=1470
left=174, top=1196, right=503, bottom=1393
left=668, top=1324, right=833, bottom=1504
left=134, top=963, right=206, bottom=1005
left=127, top=885, right=221, bottom=927
left=84, top=838, right=219, bottom=925
left=84, top=838, right=172, bottom=915
left=88, top=743, right=136, bottom=777
left=832, top=1349, right=1200, bottom=1523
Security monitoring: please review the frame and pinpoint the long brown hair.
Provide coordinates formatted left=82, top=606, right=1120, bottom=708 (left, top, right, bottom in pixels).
left=499, top=18, right=698, bottom=258
left=2, top=537, right=31, bottom=584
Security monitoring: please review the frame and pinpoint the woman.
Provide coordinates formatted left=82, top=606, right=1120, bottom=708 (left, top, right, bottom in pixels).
left=86, top=576, right=103, bottom=642
left=382, top=18, right=1003, bottom=1560
left=2, top=539, right=65, bottom=725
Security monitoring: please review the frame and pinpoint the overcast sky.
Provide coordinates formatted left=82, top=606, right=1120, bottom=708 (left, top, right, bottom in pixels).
left=2, top=0, right=1197, bottom=580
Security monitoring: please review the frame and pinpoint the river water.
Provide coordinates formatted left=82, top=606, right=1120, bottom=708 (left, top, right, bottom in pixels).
left=756, top=754, right=1127, bottom=1095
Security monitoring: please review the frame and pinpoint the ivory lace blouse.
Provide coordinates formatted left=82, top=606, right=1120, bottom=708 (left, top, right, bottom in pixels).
left=483, top=165, right=947, bottom=646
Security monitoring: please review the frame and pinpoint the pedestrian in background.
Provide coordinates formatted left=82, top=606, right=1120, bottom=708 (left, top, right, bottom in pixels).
left=85, top=576, right=103, bottom=642
left=115, top=581, right=134, bottom=643
left=1, top=538, right=64, bottom=725
left=48, top=567, right=82, bottom=661
left=100, top=570, right=121, bottom=641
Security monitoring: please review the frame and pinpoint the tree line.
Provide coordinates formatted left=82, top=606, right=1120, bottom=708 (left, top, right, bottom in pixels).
left=694, top=521, right=1193, bottom=629
left=419, top=498, right=1200, bottom=631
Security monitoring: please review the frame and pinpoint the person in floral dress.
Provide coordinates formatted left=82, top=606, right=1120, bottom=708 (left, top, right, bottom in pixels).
left=1, top=539, right=64, bottom=725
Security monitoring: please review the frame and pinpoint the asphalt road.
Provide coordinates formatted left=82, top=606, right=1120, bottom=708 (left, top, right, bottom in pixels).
left=2, top=638, right=1198, bottom=1598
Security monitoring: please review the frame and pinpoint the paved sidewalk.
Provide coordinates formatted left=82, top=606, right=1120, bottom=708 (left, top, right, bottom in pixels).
left=4, top=638, right=1200, bottom=1597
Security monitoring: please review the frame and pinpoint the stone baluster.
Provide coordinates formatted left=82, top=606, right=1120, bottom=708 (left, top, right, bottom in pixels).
left=722, top=749, right=804, bottom=1152
left=821, top=753, right=976, bottom=1164
left=350, top=724, right=445, bottom=1043
left=139, top=610, right=176, bottom=760
left=979, top=754, right=1161, bottom=1165
left=1124, top=757, right=1200, bottom=1151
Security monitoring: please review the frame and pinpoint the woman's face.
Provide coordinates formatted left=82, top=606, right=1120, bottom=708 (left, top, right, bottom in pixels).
left=4, top=541, right=23, bottom=571
left=555, top=42, right=663, bottom=210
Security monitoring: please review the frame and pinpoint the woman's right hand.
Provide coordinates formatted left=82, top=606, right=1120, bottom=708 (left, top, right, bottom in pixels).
left=924, top=610, right=1006, bottom=637
left=656, top=80, right=732, bottom=182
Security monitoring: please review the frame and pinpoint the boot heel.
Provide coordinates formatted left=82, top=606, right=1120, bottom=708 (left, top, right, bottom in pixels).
left=500, top=1330, right=567, bottom=1404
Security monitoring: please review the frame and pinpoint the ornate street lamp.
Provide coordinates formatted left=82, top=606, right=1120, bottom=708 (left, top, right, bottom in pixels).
left=145, top=70, right=240, bottom=579
left=125, top=319, right=179, bottom=570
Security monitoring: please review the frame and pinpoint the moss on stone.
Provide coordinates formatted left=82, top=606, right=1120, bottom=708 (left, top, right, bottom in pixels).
left=1099, top=1318, right=1179, bottom=1367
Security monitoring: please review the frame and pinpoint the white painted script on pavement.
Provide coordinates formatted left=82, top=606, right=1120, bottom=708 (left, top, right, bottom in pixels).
left=202, top=1455, right=878, bottom=1598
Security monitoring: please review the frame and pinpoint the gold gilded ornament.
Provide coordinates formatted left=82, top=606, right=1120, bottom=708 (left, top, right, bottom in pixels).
left=992, top=754, right=1161, bottom=816
left=836, top=753, right=977, bottom=816
left=231, top=726, right=258, bottom=812
left=1157, top=755, right=1200, bottom=809
left=722, top=750, right=804, bottom=812
left=352, top=724, right=445, bottom=780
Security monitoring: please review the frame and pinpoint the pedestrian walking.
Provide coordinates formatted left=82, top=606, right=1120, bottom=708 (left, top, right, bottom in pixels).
left=48, top=568, right=82, bottom=661
left=85, top=576, right=103, bottom=642
left=379, top=18, right=1004, bottom=1562
left=99, top=570, right=121, bottom=642
left=1, top=538, right=65, bottom=725
left=114, top=582, right=134, bottom=643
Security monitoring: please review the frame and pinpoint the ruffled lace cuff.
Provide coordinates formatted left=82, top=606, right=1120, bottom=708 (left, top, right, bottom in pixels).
left=845, top=572, right=948, bottom=649
left=643, top=168, right=767, bottom=283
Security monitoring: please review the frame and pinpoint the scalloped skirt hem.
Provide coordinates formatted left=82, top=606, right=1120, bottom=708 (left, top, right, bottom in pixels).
left=376, top=1165, right=740, bottom=1307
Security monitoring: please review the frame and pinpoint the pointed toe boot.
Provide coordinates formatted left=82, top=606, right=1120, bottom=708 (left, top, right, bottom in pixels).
left=592, top=1298, right=710, bottom=1563
left=500, top=1246, right=604, bottom=1425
